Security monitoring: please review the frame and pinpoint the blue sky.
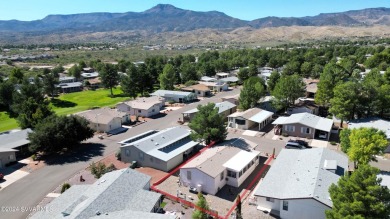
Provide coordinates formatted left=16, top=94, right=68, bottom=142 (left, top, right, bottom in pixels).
left=0, top=0, right=389, bottom=21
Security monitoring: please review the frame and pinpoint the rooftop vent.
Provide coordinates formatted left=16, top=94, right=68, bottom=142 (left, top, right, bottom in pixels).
left=324, top=160, right=337, bottom=173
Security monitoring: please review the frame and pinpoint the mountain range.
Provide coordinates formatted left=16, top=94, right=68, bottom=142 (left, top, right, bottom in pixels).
left=0, top=4, right=390, bottom=44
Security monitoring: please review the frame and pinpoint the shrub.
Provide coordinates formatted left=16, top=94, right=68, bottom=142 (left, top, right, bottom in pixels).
left=31, top=154, right=37, bottom=161
left=168, top=100, right=176, bottom=105
left=107, top=163, right=117, bottom=172
left=330, top=141, right=337, bottom=145
left=184, top=80, right=198, bottom=86
left=282, top=133, right=289, bottom=137
left=61, top=183, right=71, bottom=193
left=89, top=162, right=107, bottom=179
left=115, top=150, right=121, bottom=160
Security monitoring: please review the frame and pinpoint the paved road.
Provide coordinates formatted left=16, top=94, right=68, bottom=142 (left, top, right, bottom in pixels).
left=0, top=89, right=240, bottom=219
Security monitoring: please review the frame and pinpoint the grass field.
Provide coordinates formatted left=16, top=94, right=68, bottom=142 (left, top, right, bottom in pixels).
left=0, top=88, right=130, bottom=132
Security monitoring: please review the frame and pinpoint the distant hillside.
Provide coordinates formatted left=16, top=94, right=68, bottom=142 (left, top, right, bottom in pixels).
left=0, top=4, right=389, bottom=44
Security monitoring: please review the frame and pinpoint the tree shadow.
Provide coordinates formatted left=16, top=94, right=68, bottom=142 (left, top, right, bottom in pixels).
left=51, top=98, right=77, bottom=108
left=109, top=93, right=129, bottom=98
left=43, top=143, right=106, bottom=165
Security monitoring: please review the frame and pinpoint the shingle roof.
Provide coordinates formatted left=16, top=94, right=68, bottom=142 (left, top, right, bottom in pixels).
left=31, top=169, right=161, bottom=219
left=182, top=84, right=211, bottom=92
left=272, top=113, right=333, bottom=132
left=347, top=117, right=390, bottom=139
left=122, top=96, right=165, bottom=110
left=77, top=108, right=127, bottom=124
left=0, top=129, right=32, bottom=150
left=121, top=127, right=198, bottom=162
left=228, top=108, right=267, bottom=120
left=254, top=148, right=348, bottom=207
left=183, top=101, right=236, bottom=115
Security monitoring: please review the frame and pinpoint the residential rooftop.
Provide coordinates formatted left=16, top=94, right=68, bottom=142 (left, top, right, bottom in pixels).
left=122, top=96, right=165, bottom=110
left=0, top=128, right=32, bottom=150
left=121, top=127, right=198, bottom=162
left=347, top=117, right=390, bottom=139
left=77, top=108, right=127, bottom=124
left=31, top=169, right=162, bottom=219
left=183, top=101, right=236, bottom=114
left=254, top=148, right=348, bottom=207
left=272, top=112, right=333, bottom=132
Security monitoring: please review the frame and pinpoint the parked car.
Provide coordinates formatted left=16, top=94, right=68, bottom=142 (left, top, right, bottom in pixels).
left=289, top=140, right=309, bottom=147
left=285, top=140, right=312, bottom=149
left=0, top=173, right=4, bottom=180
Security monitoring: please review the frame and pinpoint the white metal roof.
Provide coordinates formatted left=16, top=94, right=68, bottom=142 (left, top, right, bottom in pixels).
left=248, top=110, right=274, bottom=123
left=183, top=101, right=236, bottom=115
left=223, top=150, right=260, bottom=172
left=272, top=113, right=333, bottom=132
left=348, top=117, right=390, bottom=139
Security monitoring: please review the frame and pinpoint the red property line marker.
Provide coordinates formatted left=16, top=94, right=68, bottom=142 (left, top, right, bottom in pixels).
left=224, top=156, right=273, bottom=219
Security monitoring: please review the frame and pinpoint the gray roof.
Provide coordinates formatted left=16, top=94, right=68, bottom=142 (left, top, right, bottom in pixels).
left=273, top=112, right=333, bottom=132
left=89, top=210, right=175, bottom=219
left=31, top=169, right=161, bottom=219
left=58, top=82, right=83, bottom=89
left=183, top=101, right=236, bottom=115
left=81, top=72, right=99, bottom=78
left=254, top=148, right=348, bottom=207
left=348, top=117, right=390, bottom=139
left=121, top=127, right=198, bottom=162
left=121, top=96, right=165, bottom=110
left=150, top=90, right=196, bottom=98
left=228, top=108, right=266, bottom=120
left=200, top=76, right=217, bottom=82
left=248, top=110, right=274, bottom=123
left=220, top=76, right=239, bottom=83
left=77, top=108, right=128, bottom=124
left=0, top=129, right=32, bottom=150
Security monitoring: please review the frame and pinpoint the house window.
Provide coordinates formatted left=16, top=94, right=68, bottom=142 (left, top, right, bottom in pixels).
left=9, top=155, right=14, bottom=160
left=266, top=197, right=274, bottom=203
left=125, top=149, right=130, bottom=156
left=236, top=119, right=245, bottom=125
left=138, top=110, right=141, bottom=113
left=285, top=125, right=295, bottom=132
left=301, top=127, right=311, bottom=134
left=239, top=171, right=243, bottom=177
left=220, top=171, right=224, bottom=181
left=227, top=170, right=236, bottom=178
left=152, top=109, right=155, bottom=112
left=187, top=171, right=192, bottom=180
left=283, top=201, right=289, bottom=211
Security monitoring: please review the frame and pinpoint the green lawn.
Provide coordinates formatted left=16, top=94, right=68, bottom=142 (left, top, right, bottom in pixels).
left=51, top=88, right=130, bottom=115
left=0, top=88, right=130, bottom=132
left=0, top=112, right=18, bottom=132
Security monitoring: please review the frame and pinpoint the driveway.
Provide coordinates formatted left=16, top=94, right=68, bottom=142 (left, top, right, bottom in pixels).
left=0, top=88, right=240, bottom=219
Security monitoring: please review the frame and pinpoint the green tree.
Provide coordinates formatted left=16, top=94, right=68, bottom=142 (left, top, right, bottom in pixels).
left=248, top=64, right=258, bottom=77
left=192, top=192, right=210, bottom=219
left=180, top=62, right=198, bottom=83
left=100, top=63, right=119, bottom=97
left=189, top=103, right=227, bottom=144
left=339, top=128, right=352, bottom=153
left=271, top=74, right=305, bottom=111
left=348, top=127, right=388, bottom=166
left=267, top=70, right=280, bottom=92
left=0, top=80, right=15, bottom=111
left=377, top=84, right=390, bottom=117
left=12, top=79, right=53, bottom=129
left=28, top=115, right=94, bottom=153
left=237, top=67, right=249, bottom=82
left=68, top=64, right=82, bottom=79
left=315, top=62, right=347, bottom=106
left=239, top=76, right=266, bottom=110
left=300, top=62, right=312, bottom=78
left=120, top=63, right=138, bottom=99
left=326, top=165, right=390, bottom=219
left=43, top=73, right=58, bottom=98
left=329, top=81, right=360, bottom=127
left=10, top=68, right=24, bottom=83
left=159, top=64, right=176, bottom=90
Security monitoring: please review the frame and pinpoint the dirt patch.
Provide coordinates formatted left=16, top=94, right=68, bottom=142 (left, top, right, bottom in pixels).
left=136, top=167, right=168, bottom=185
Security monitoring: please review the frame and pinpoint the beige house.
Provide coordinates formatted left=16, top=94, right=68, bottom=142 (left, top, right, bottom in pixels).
left=180, top=138, right=260, bottom=195
left=181, top=84, right=211, bottom=97
left=0, top=129, right=32, bottom=168
left=273, top=113, right=333, bottom=140
left=117, top=96, right=165, bottom=118
left=228, top=108, right=274, bottom=131
left=77, top=108, right=130, bottom=133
